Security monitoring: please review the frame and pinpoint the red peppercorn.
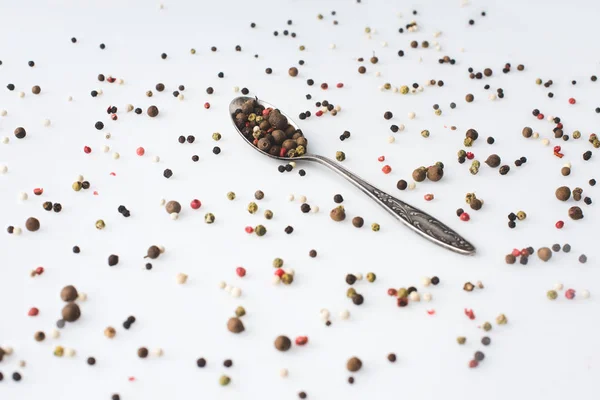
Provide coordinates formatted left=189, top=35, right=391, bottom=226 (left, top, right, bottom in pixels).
left=555, top=220, right=564, bottom=229
left=33, top=188, right=43, bottom=195
left=262, top=108, right=271, bottom=117
left=28, top=307, right=39, bottom=316
left=204, top=102, right=210, bottom=109
left=426, top=309, right=436, bottom=315
left=424, top=194, right=434, bottom=201
left=107, top=76, right=116, bottom=83
left=315, top=110, right=323, bottom=117
left=274, top=268, right=285, bottom=278
left=382, top=165, right=392, bottom=174
left=190, top=199, right=201, bottom=209
left=245, top=226, right=254, bottom=234
left=136, top=147, right=145, bottom=156
left=110, top=114, right=118, bottom=121
left=320, top=83, right=328, bottom=90
left=537, top=113, right=544, bottom=120
left=128, top=377, right=136, bottom=382
left=35, top=266, right=44, bottom=275
left=556, top=123, right=563, bottom=129
left=295, top=336, right=308, bottom=345
left=83, top=146, right=92, bottom=154
left=336, top=83, right=344, bottom=88
left=511, top=249, right=521, bottom=257
left=565, top=288, right=576, bottom=299
left=520, top=249, right=528, bottom=257
left=279, top=148, right=287, bottom=157
left=459, top=212, right=470, bottom=221
left=568, top=98, right=576, bottom=105
left=387, top=288, right=397, bottom=296
left=236, top=267, right=246, bottom=277
left=469, top=360, right=479, bottom=368
left=553, top=146, right=561, bottom=152
left=464, top=308, right=475, bottom=320
left=378, top=156, right=385, bottom=162
left=466, top=152, right=474, bottom=160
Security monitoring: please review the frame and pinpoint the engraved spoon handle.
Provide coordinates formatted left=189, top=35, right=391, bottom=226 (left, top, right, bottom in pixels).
left=306, top=154, right=476, bottom=255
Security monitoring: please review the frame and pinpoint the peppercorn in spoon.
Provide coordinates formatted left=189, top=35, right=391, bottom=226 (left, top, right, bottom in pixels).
left=229, top=96, right=476, bottom=255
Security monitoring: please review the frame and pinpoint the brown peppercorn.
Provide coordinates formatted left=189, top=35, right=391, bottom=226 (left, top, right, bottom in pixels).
left=254, top=190, right=265, bottom=200
left=573, top=187, right=583, bottom=201
left=137, top=347, right=149, bottom=358
left=309, top=249, right=317, bottom=258
left=387, top=353, right=396, bottom=362
left=32, top=85, right=41, bottom=95
left=358, top=66, right=366, bottom=74
left=104, top=326, right=116, bottom=338
left=227, top=317, right=245, bottom=333
left=568, top=206, right=584, bottom=220
left=62, top=303, right=81, bottom=322
left=347, top=357, right=362, bottom=372
left=426, top=165, right=443, bottom=182
left=466, top=129, right=479, bottom=141
left=555, top=186, right=571, bottom=201
left=470, top=198, right=483, bottom=211
left=268, top=111, right=289, bottom=130
left=165, top=200, right=181, bottom=214
left=25, top=217, right=40, bottom=232
left=410, top=41, right=418, bottom=48
left=288, top=67, right=298, bottom=77
left=397, top=180, right=408, bottom=190
left=330, top=206, right=346, bottom=222
left=60, top=285, right=78, bottom=302
left=145, top=246, right=161, bottom=259
left=412, top=167, right=427, bottom=182
left=537, top=247, right=552, bottom=262
left=274, top=335, right=292, bottom=352
left=561, top=166, right=571, bottom=176
left=14, top=127, right=27, bottom=139
left=463, top=282, right=475, bottom=292
left=147, top=105, right=159, bottom=117
left=505, top=254, right=516, bottom=264
left=465, top=94, right=474, bottom=102
left=483, top=68, right=493, bottom=77
left=352, top=216, right=364, bottom=228
left=522, top=127, right=533, bottom=138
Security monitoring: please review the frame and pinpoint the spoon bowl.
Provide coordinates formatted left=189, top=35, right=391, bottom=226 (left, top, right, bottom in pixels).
left=229, top=96, right=476, bottom=256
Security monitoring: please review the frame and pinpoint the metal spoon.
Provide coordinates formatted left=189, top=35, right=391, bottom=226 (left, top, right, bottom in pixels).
left=229, top=96, right=476, bottom=255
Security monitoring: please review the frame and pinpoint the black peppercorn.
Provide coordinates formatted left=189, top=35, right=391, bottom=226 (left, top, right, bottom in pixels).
left=43, top=201, right=53, bottom=211
left=87, top=357, right=96, bottom=365
left=192, top=155, right=199, bottom=162
left=309, top=249, right=317, bottom=258
left=73, top=246, right=80, bottom=253
left=508, top=221, right=516, bottom=229
left=187, top=135, right=195, bottom=143
left=197, top=358, right=207, bottom=367
left=108, top=254, right=119, bottom=266
left=300, top=203, right=311, bottom=213
left=284, top=226, right=294, bottom=234
left=583, top=151, right=592, bottom=161
left=352, top=294, right=364, bottom=305
left=213, top=147, right=221, bottom=154
left=299, top=169, right=306, bottom=176
left=7, top=83, right=15, bottom=90
left=397, top=180, right=407, bottom=190
left=218, top=72, right=224, bottom=78
left=456, top=208, right=464, bottom=217
left=13, top=372, right=22, bottom=381
left=28, top=61, right=35, bottom=67
left=53, top=203, right=62, bottom=213
left=481, top=337, right=491, bottom=346
left=223, top=359, right=233, bottom=367
left=474, top=351, right=485, bottom=361
left=163, top=169, right=173, bottom=178
left=383, top=111, right=393, bottom=120
left=178, top=136, right=186, bottom=144
left=14, top=127, right=27, bottom=139
left=333, top=194, right=344, bottom=203
left=499, top=165, right=510, bottom=175
left=431, top=276, right=440, bottom=285
left=346, top=274, right=357, bottom=285
left=145, top=263, right=152, bottom=270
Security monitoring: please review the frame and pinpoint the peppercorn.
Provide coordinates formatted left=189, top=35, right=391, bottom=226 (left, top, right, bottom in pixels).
left=463, top=282, right=475, bottom=291
left=366, top=272, right=376, bottom=282
left=568, top=206, right=583, bottom=220
left=352, top=294, right=364, bottom=305
left=255, top=224, right=266, bottom=236
left=347, top=357, right=362, bottom=372
left=309, top=249, right=317, bottom=258
left=347, top=288, right=357, bottom=298
left=227, top=317, right=245, bottom=333
left=547, top=290, right=558, bottom=300
left=499, top=165, right=510, bottom=175
left=166, top=200, right=181, bottom=214
left=138, top=347, right=149, bottom=359
left=383, top=111, right=393, bottom=120
left=288, top=67, right=298, bottom=77
left=573, top=187, right=583, bottom=201
left=496, top=314, right=508, bottom=325
left=219, top=375, right=231, bottom=386
left=330, top=206, right=346, bottom=221
left=537, top=247, right=552, bottom=262
left=205, top=213, right=216, bottom=224
left=469, top=160, right=480, bottom=175
left=431, top=276, right=440, bottom=285
left=281, top=273, right=294, bottom=284
left=14, top=127, right=26, bottom=139
left=333, top=194, right=344, bottom=203
left=555, top=186, right=571, bottom=201
left=62, top=303, right=81, bottom=322
left=247, top=202, right=258, bottom=214
left=163, top=169, right=173, bottom=179
left=457, top=337, right=467, bottom=345
left=108, top=254, right=119, bottom=266
left=412, top=167, right=427, bottom=182
left=482, top=322, right=492, bottom=331
left=43, top=201, right=53, bottom=211
left=465, top=94, right=474, bottom=102
left=145, top=245, right=161, bottom=259
left=485, top=154, right=501, bottom=168
left=427, top=165, right=443, bottom=181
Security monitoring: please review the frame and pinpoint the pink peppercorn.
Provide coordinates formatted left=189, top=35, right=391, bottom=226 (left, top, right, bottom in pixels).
left=511, top=249, right=521, bottom=257
left=466, top=152, right=474, bottom=160
left=387, top=288, right=397, bottom=296
left=459, top=212, right=470, bottom=221
left=537, top=113, right=544, bottom=120
left=464, top=308, right=475, bottom=320
left=520, top=249, right=528, bottom=257
left=236, top=267, right=246, bottom=277
left=553, top=146, right=561, bottom=153
left=35, top=266, right=44, bottom=275
left=565, top=289, right=576, bottom=299
left=555, top=220, right=564, bottom=229
left=568, top=98, right=576, bottom=105
left=204, top=102, right=210, bottom=109
left=190, top=199, right=201, bottom=209
left=274, top=268, right=285, bottom=278
left=556, top=123, right=563, bottom=129
left=83, top=146, right=92, bottom=154
left=336, top=83, right=344, bottom=88
left=33, top=188, right=43, bottom=195
left=136, top=147, right=145, bottom=156
left=295, top=336, right=308, bottom=345
left=378, top=156, right=385, bottom=162
left=262, top=108, right=271, bottom=117
left=110, top=114, right=118, bottom=121
left=469, top=360, right=479, bottom=368
left=320, top=83, right=328, bottom=90
left=28, top=307, right=39, bottom=316
left=315, top=110, right=323, bottom=117
left=245, top=226, right=254, bottom=234
left=424, top=194, right=434, bottom=201
left=382, top=165, right=392, bottom=174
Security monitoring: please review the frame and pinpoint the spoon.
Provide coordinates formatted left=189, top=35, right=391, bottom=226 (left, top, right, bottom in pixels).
left=229, top=96, right=476, bottom=255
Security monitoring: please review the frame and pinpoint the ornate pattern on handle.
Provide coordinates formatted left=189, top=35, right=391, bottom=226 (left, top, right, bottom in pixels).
left=371, top=189, right=476, bottom=254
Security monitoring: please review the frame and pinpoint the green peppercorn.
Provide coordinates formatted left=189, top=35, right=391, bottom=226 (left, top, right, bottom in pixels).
left=54, top=346, right=65, bottom=357
left=235, top=306, right=246, bottom=317
left=421, top=130, right=430, bottom=138
left=219, top=375, right=231, bottom=386
left=463, top=137, right=473, bottom=147
left=255, top=225, right=266, bottom=236
left=190, top=48, right=196, bottom=54
left=496, top=314, right=507, bottom=325
left=371, top=223, right=380, bottom=231
left=247, top=202, right=258, bottom=214
left=547, top=290, right=558, bottom=300
left=336, top=151, right=346, bottom=161
left=457, top=150, right=467, bottom=158
left=469, top=160, right=480, bottom=175
left=400, top=85, right=409, bottom=94
left=573, top=130, right=581, bottom=139
left=535, top=78, right=542, bottom=85
left=273, top=258, right=284, bottom=268
left=72, top=181, right=82, bottom=191
left=95, top=220, right=106, bottom=230
left=205, top=213, right=215, bottom=224
left=482, top=322, right=492, bottom=331
left=346, top=288, right=357, bottom=298
left=226, top=192, right=236, bottom=200
left=434, top=109, right=442, bottom=116
left=516, top=211, right=526, bottom=220
left=264, top=210, right=273, bottom=219
left=457, top=337, right=466, bottom=345
left=212, top=132, right=222, bottom=141
left=366, top=272, right=376, bottom=282
left=397, top=288, right=408, bottom=298
left=281, top=273, right=293, bottom=284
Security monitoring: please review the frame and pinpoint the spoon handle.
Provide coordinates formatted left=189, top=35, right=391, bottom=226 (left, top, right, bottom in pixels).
left=307, top=154, right=476, bottom=255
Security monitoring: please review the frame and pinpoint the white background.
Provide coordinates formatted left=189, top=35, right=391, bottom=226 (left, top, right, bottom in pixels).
left=0, top=0, right=598, bottom=399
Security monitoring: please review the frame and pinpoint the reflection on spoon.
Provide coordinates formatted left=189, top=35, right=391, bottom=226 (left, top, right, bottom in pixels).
left=229, top=96, right=476, bottom=256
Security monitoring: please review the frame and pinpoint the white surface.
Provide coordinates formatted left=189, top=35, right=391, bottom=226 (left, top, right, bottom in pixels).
left=0, top=0, right=598, bottom=399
